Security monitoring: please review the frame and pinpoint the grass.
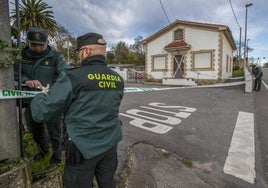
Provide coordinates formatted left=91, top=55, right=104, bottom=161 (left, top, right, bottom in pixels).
left=181, top=157, right=193, bottom=167
left=0, top=132, right=56, bottom=182
left=233, top=69, right=244, bottom=77
left=0, top=158, right=26, bottom=175
left=1, top=131, right=115, bottom=187
left=115, top=147, right=133, bottom=188
left=23, top=132, right=57, bottom=181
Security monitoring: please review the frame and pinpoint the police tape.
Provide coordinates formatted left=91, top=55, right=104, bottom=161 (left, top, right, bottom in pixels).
left=0, top=88, right=161, bottom=99
left=0, top=89, right=41, bottom=99
left=0, top=82, right=246, bottom=99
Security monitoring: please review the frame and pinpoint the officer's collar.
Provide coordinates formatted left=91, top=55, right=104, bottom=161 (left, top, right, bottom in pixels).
left=81, top=55, right=106, bottom=66
left=22, top=45, right=51, bottom=59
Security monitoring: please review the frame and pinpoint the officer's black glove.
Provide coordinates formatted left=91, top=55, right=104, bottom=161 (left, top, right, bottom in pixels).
left=65, top=138, right=83, bottom=166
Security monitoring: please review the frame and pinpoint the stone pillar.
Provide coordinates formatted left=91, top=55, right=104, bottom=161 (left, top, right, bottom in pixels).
left=244, top=67, right=253, bottom=93
left=0, top=0, right=21, bottom=160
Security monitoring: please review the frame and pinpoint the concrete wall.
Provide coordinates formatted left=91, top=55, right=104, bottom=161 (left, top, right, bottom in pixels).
left=111, top=67, right=128, bottom=81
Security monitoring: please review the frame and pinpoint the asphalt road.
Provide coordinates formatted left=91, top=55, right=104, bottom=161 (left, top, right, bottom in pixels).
left=117, top=73, right=268, bottom=188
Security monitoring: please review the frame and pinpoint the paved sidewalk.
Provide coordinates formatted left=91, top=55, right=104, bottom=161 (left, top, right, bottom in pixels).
left=118, top=142, right=263, bottom=188
left=121, top=143, right=227, bottom=188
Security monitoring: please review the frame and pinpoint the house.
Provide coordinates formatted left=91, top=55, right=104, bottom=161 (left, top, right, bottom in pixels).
left=142, top=19, right=236, bottom=85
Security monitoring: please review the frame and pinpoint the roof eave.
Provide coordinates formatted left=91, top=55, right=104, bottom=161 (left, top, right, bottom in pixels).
left=164, top=46, right=191, bottom=52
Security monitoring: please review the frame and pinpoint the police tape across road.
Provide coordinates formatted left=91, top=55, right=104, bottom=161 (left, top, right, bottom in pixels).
left=0, top=89, right=40, bottom=99
left=0, top=81, right=246, bottom=100
left=0, top=88, right=163, bottom=99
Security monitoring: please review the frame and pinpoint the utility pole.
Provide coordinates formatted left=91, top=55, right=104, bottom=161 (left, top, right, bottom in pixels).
left=239, top=27, right=242, bottom=66
left=247, top=38, right=250, bottom=64
left=243, top=3, right=253, bottom=93
left=243, top=3, right=253, bottom=69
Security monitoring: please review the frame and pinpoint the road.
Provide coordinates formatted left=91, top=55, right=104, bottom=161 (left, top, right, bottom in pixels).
left=117, top=70, right=268, bottom=188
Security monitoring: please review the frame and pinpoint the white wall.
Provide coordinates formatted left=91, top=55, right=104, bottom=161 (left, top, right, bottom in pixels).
left=222, top=35, right=234, bottom=79
left=146, top=25, right=234, bottom=81
left=185, top=27, right=219, bottom=80
left=185, top=28, right=218, bottom=51
left=111, top=67, right=127, bottom=81
left=146, top=32, right=173, bottom=79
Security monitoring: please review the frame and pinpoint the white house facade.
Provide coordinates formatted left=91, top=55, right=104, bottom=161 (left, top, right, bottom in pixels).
left=142, top=20, right=236, bottom=85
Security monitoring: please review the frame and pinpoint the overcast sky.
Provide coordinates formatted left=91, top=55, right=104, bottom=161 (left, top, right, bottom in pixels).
left=32, top=0, right=268, bottom=64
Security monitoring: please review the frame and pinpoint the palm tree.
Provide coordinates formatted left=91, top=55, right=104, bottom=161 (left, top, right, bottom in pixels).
left=11, top=0, right=58, bottom=37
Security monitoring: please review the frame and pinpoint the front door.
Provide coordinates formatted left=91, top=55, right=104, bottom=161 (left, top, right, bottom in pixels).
left=173, top=55, right=184, bottom=78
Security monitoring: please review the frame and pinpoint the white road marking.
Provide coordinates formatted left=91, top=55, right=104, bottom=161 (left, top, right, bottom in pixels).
left=125, top=109, right=181, bottom=125
left=262, top=80, right=268, bottom=90
left=148, top=103, right=197, bottom=112
left=140, top=106, right=191, bottom=118
left=120, top=103, right=196, bottom=134
left=223, top=111, right=255, bottom=184
left=119, top=113, right=173, bottom=134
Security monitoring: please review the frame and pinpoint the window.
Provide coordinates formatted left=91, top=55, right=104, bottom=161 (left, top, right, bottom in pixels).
left=152, top=55, right=167, bottom=71
left=174, top=29, right=183, bottom=40
left=193, top=52, right=212, bottom=69
left=226, top=55, right=229, bottom=72
left=229, top=57, right=232, bottom=73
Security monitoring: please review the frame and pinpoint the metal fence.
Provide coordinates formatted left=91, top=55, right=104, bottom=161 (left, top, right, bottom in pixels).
left=126, top=69, right=144, bottom=83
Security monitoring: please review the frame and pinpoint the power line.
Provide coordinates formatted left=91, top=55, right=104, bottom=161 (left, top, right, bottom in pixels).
left=228, top=0, right=240, bottom=28
left=229, top=0, right=243, bottom=62
left=159, top=0, right=171, bottom=23
left=166, top=0, right=176, bottom=21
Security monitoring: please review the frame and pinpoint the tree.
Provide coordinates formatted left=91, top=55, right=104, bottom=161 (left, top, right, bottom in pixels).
left=10, top=0, right=58, bottom=37
left=234, top=40, right=254, bottom=60
left=53, top=24, right=78, bottom=63
left=129, top=36, right=145, bottom=66
left=106, top=51, right=115, bottom=64
left=130, top=36, right=143, bottom=53
left=112, top=41, right=129, bottom=63
left=0, top=0, right=21, bottom=161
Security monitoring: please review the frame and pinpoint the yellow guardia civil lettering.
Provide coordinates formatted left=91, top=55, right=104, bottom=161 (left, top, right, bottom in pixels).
left=99, top=81, right=116, bottom=88
left=87, top=73, right=121, bottom=82
left=87, top=73, right=121, bottom=89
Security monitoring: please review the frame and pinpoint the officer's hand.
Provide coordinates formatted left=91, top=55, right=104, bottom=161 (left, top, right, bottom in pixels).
left=25, top=80, right=42, bottom=88
left=41, top=84, right=50, bottom=94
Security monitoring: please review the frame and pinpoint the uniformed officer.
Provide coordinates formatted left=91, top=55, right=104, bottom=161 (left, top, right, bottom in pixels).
left=14, top=27, right=69, bottom=164
left=251, top=64, right=263, bottom=91
left=30, top=32, right=124, bottom=188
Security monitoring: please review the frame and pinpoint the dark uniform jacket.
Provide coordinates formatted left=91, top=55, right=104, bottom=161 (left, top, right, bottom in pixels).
left=252, top=66, right=263, bottom=79
left=30, top=55, right=124, bottom=159
left=14, top=46, right=69, bottom=104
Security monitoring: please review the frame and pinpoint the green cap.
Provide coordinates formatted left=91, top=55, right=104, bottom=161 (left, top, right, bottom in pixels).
left=27, top=27, right=47, bottom=44
left=76, top=32, right=106, bottom=51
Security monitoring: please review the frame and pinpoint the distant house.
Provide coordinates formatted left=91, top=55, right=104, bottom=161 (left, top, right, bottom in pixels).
left=142, top=19, right=236, bottom=85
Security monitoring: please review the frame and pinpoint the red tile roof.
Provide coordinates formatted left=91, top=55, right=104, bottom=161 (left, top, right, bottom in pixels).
left=165, top=40, right=191, bottom=49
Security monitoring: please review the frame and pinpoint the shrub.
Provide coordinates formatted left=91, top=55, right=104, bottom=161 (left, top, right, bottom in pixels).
left=233, top=69, right=244, bottom=77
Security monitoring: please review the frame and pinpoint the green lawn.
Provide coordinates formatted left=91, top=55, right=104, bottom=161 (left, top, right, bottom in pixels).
left=233, top=69, right=244, bottom=77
